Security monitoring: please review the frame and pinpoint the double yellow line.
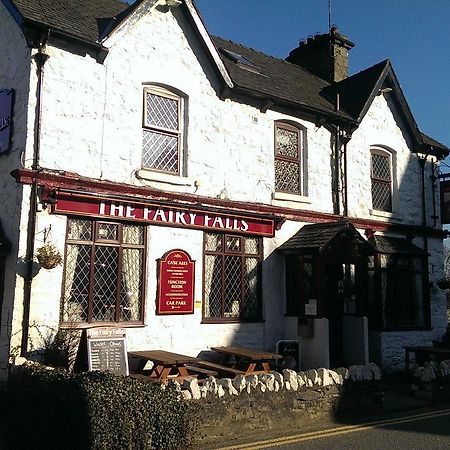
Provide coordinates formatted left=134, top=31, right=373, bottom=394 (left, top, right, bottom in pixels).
left=212, top=408, right=450, bottom=450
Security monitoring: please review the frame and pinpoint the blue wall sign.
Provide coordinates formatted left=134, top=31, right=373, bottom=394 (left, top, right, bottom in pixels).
left=0, top=89, right=14, bottom=154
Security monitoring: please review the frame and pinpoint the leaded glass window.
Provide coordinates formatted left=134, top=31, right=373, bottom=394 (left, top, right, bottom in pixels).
left=203, top=233, right=262, bottom=322
left=62, top=218, right=146, bottom=325
left=275, top=122, right=304, bottom=194
left=371, top=149, right=392, bottom=211
left=368, top=251, right=428, bottom=329
left=142, top=87, right=183, bottom=175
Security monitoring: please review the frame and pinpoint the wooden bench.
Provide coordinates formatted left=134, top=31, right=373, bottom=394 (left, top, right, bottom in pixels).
left=185, top=365, right=218, bottom=378
left=404, top=346, right=450, bottom=372
left=194, top=360, right=245, bottom=377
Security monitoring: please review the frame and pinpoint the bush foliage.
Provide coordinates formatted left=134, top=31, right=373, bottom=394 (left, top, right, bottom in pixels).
left=5, top=365, right=196, bottom=450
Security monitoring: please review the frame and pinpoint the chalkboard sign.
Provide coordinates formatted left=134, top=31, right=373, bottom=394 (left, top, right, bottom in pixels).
left=87, top=328, right=129, bottom=376
left=276, top=340, right=301, bottom=371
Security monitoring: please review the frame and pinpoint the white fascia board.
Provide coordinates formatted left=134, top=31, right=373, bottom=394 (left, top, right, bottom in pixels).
left=184, top=0, right=233, bottom=88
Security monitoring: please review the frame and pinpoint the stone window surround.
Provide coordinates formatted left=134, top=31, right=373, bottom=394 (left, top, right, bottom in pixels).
left=141, top=83, right=189, bottom=179
left=273, top=120, right=308, bottom=199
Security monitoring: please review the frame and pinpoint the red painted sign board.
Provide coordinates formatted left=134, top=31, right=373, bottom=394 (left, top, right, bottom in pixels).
left=157, top=249, right=195, bottom=315
left=52, top=191, right=276, bottom=237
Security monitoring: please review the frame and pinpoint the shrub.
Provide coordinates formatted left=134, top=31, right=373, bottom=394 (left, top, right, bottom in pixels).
left=5, top=365, right=196, bottom=450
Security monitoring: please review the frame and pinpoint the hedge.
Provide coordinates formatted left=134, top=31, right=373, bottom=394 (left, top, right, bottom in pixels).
left=4, top=365, right=196, bottom=450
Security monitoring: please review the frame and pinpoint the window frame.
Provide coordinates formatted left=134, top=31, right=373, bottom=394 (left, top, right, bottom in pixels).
left=274, top=121, right=307, bottom=196
left=367, top=252, right=430, bottom=330
left=142, top=85, right=185, bottom=176
left=370, top=148, right=393, bottom=212
left=60, top=218, right=147, bottom=328
left=202, top=232, right=263, bottom=323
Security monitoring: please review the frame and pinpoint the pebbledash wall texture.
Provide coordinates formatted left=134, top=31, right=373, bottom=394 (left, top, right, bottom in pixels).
left=0, top=0, right=448, bottom=380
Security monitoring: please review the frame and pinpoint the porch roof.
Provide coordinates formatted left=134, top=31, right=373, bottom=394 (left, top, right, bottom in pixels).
left=277, top=221, right=367, bottom=254
left=370, top=235, right=426, bottom=255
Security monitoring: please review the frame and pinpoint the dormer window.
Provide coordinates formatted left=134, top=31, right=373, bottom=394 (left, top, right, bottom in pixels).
left=142, top=86, right=184, bottom=175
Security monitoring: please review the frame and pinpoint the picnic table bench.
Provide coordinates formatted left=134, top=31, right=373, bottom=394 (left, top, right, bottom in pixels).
left=404, top=345, right=450, bottom=372
left=211, top=346, right=281, bottom=375
left=128, top=350, right=199, bottom=381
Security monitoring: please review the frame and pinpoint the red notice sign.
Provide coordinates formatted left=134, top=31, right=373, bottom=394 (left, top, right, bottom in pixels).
left=157, top=249, right=195, bottom=315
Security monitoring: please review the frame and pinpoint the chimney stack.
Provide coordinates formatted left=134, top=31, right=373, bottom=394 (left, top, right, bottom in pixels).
left=286, top=26, right=355, bottom=83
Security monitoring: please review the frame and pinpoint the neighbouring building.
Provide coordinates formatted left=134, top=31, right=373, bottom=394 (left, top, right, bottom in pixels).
left=0, top=0, right=449, bottom=379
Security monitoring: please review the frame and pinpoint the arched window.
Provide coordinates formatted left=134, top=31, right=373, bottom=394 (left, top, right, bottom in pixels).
left=142, top=85, right=187, bottom=175
left=274, top=121, right=307, bottom=195
left=370, top=148, right=392, bottom=212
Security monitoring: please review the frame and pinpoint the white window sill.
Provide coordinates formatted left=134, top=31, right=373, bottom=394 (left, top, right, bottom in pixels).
left=272, top=191, right=311, bottom=204
left=136, top=169, right=193, bottom=187
left=369, top=209, right=402, bottom=222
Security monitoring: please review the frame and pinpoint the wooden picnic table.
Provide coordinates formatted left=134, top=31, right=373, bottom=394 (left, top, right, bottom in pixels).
left=211, top=346, right=281, bottom=375
left=404, top=345, right=450, bottom=372
left=128, top=350, right=199, bottom=381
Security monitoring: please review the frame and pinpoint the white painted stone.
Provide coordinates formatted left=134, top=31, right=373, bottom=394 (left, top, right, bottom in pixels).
left=349, top=365, right=364, bottom=381
left=180, top=390, right=192, bottom=400
left=247, top=374, right=259, bottom=389
left=199, top=386, right=208, bottom=398
left=305, top=369, right=319, bottom=385
left=283, top=369, right=298, bottom=391
left=362, top=367, right=373, bottom=381
left=438, top=362, right=450, bottom=376
left=258, top=382, right=267, bottom=393
left=368, top=363, right=382, bottom=381
left=217, top=385, right=225, bottom=398
left=232, top=374, right=247, bottom=393
left=218, top=378, right=238, bottom=396
left=271, top=371, right=284, bottom=387
left=297, top=373, right=306, bottom=387
left=284, top=381, right=291, bottom=390
left=204, top=376, right=218, bottom=395
left=318, top=368, right=334, bottom=386
left=335, top=367, right=350, bottom=380
left=259, top=373, right=275, bottom=391
left=274, top=380, right=280, bottom=392
left=183, top=377, right=200, bottom=400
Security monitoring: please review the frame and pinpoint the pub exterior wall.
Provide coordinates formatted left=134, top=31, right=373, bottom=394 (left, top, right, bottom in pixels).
left=0, top=3, right=446, bottom=376
left=0, top=2, right=35, bottom=379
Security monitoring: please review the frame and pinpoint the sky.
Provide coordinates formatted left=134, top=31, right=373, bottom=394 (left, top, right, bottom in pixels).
left=193, top=0, right=450, bottom=168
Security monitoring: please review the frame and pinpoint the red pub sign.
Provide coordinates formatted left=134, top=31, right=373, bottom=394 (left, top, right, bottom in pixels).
left=157, top=249, right=195, bottom=315
left=52, top=191, right=276, bottom=236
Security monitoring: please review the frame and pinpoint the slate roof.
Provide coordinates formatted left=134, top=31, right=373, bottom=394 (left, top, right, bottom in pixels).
left=420, top=132, right=449, bottom=152
left=4, top=0, right=448, bottom=154
left=322, top=60, right=388, bottom=121
left=278, top=221, right=363, bottom=253
left=370, top=236, right=426, bottom=255
left=212, top=36, right=352, bottom=121
left=8, top=0, right=127, bottom=44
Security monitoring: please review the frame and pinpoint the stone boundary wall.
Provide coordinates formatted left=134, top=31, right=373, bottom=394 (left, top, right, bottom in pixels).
left=167, top=364, right=383, bottom=446
left=411, top=360, right=450, bottom=401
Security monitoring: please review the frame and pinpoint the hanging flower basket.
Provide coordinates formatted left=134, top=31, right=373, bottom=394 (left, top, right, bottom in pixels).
left=36, top=244, right=62, bottom=269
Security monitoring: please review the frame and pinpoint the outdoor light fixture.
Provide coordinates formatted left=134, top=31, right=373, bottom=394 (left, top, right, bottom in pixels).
left=378, top=87, right=393, bottom=95
left=166, top=0, right=182, bottom=7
